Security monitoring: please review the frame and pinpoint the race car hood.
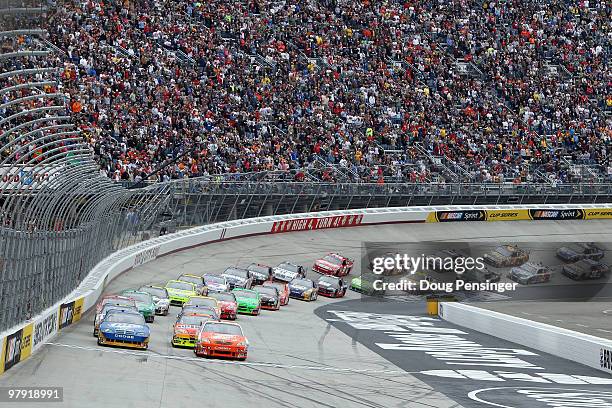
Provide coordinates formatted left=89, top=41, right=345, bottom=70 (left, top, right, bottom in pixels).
left=249, top=270, right=268, bottom=280
left=222, top=274, right=248, bottom=284
left=317, top=281, right=337, bottom=290
left=166, top=287, right=194, bottom=297
left=201, top=333, right=245, bottom=345
left=315, top=260, right=340, bottom=271
left=509, top=268, right=532, bottom=279
left=273, top=267, right=299, bottom=281
left=235, top=296, right=259, bottom=307
left=207, top=282, right=229, bottom=292
left=218, top=301, right=237, bottom=310
left=557, top=247, right=578, bottom=257
left=99, top=322, right=149, bottom=340
left=259, top=294, right=278, bottom=302
left=174, top=324, right=199, bottom=335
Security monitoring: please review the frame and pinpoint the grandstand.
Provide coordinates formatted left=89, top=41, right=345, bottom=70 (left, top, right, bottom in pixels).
left=7, top=0, right=604, bottom=184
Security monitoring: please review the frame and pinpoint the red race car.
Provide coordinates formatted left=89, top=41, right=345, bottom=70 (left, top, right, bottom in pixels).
left=207, top=291, right=238, bottom=320
left=312, top=253, right=354, bottom=276
left=262, top=281, right=290, bottom=306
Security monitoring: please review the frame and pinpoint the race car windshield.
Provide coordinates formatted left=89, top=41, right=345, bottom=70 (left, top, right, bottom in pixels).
left=187, top=298, right=216, bottom=308
left=495, top=246, right=515, bottom=257
left=291, top=279, right=312, bottom=287
left=322, top=255, right=343, bottom=265
left=256, top=287, right=277, bottom=296
left=204, top=275, right=225, bottom=284
left=224, top=269, right=248, bottom=278
left=521, top=264, right=539, bottom=274
left=248, top=264, right=269, bottom=274
left=203, top=323, right=243, bottom=336
left=234, top=290, right=257, bottom=298
left=102, top=305, right=134, bottom=315
left=179, top=315, right=210, bottom=326
left=167, top=281, right=193, bottom=291
left=125, top=292, right=151, bottom=303
left=183, top=307, right=216, bottom=317
left=139, top=287, right=166, bottom=298
left=105, top=313, right=145, bottom=325
left=179, top=276, right=201, bottom=285
left=278, top=263, right=299, bottom=272
left=209, top=292, right=235, bottom=302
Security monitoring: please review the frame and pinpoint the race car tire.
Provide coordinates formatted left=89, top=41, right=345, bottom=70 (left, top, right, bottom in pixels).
left=146, top=316, right=154, bottom=323
left=92, top=329, right=98, bottom=337
left=237, top=357, right=247, bottom=361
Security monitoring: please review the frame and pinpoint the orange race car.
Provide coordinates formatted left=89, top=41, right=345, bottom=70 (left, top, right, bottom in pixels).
left=194, top=321, right=249, bottom=360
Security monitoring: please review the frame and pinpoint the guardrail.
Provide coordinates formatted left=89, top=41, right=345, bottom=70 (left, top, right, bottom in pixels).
left=1, top=203, right=612, bottom=375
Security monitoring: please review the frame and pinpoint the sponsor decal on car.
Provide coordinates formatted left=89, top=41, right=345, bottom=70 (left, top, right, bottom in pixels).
left=528, top=209, right=585, bottom=220
left=271, top=215, right=363, bottom=233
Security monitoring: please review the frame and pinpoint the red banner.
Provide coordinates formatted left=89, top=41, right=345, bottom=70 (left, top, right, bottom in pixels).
left=270, top=215, right=364, bottom=233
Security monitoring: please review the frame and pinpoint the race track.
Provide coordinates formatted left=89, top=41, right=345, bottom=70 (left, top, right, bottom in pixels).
left=1, top=220, right=611, bottom=408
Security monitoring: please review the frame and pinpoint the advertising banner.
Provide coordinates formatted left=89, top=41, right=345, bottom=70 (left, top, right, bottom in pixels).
left=528, top=209, right=585, bottom=220
left=427, top=210, right=486, bottom=223
left=585, top=209, right=612, bottom=220
left=485, top=210, right=531, bottom=221
left=33, top=311, right=58, bottom=352
left=271, top=214, right=363, bottom=233
left=58, top=297, right=83, bottom=330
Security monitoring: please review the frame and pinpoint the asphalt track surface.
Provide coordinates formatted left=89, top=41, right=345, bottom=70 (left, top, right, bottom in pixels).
left=1, top=220, right=612, bottom=408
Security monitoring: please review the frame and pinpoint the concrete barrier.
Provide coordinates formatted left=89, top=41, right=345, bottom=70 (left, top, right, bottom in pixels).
left=438, top=301, right=612, bottom=375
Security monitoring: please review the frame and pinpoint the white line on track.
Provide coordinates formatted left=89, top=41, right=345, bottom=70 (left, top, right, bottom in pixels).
left=596, top=329, right=612, bottom=333
left=44, top=342, right=413, bottom=376
left=575, top=324, right=589, bottom=328
left=603, top=310, right=612, bottom=315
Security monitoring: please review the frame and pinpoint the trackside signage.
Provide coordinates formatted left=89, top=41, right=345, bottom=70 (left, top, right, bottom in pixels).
left=271, top=215, right=363, bottom=233
left=601, top=347, right=612, bottom=372
left=133, top=246, right=160, bottom=267
left=33, top=311, right=58, bottom=352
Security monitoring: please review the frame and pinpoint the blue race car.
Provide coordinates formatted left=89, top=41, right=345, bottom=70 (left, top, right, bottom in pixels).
left=97, top=309, right=150, bottom=350
left=288, top=278, right=318, bottom=301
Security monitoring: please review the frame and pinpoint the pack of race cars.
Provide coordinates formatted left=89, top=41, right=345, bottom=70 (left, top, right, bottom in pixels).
left=93, top=253, right=354, bottom=359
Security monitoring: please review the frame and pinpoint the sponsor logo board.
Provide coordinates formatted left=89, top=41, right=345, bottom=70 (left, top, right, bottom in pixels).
left=271, top=215, right=363, bottom=233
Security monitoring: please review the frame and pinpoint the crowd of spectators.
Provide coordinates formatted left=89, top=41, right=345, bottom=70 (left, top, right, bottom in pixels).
left=2, top=0, right=610, bottom=184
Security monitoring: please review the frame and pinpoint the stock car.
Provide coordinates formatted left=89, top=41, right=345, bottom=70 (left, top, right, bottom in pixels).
left=288, top=278, right=318, bottom=301
left=562, top=259, right=610, bottom=280
left=120, top=290, right=156, bottom=323
left=165, top=280, right=198, bottom=305
left=177, top=274, right=208, bottom=295
left=232, top=288, right=261, bottom=315
left=207, top=291, right=238, bottom=320
left=221, top=267, right=254, bottom=290
left=483, top=245, right=529, bottom=267
left=184, top=296, right=221, bottom=316
left=556, top=243, right=605, bottom=263
left=194, top=321, right=249, bottom=361
left=262, top=281, right=290, bottom=306
left=246, top=263, right=272, bottom=284
left=95, top=295, right=135, bottom=314
left=203, top=274, right=230, bottom=293
left=350, top=273, right=384, bottom=295
left=317, top=276, right=348, bottom=298
left=138, top=285, right=170, bottom=316
left=312, top=253, right=354, bottom=276
left=462, top=266, right=501, bottom=283
left=97, top=309, right=150, bottom=350
left=254, top=286, right=281, bottom=310
left=93, top=304, right=138, bottom=337
left=508, top=262, right=552, bottom=285
left=177, top=305, right=220, bottom=322
left=172, top=313, right=217, bottom=348
left=272, top=262, right=307, bottom=282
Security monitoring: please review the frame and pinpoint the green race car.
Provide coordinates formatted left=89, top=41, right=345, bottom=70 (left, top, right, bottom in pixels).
left=120, top=290, right=156, bottom=323
left=165, top=280, right=198, bottom=305
left=350, top=274, right=385, bottom=295
left=232, top=288, right=261, bottom=315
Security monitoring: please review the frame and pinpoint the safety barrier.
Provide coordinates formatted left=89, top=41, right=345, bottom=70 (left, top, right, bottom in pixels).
left=1, top=203, right=611, bottom=375
left=438, top=302, right=612, bottom=375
